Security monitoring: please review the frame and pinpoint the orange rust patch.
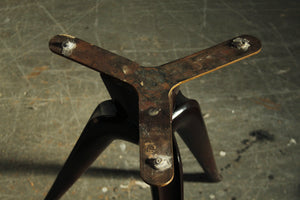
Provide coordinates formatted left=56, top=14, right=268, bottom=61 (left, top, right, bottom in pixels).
left=28, top=178, right=34, bottom=187
left=254, top=98, right=281, bottom=111
left=24, top=66, right=49, bottom=79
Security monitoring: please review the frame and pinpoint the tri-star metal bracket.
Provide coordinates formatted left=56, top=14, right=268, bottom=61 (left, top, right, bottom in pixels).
left=45, top=34, right=261, bottom=200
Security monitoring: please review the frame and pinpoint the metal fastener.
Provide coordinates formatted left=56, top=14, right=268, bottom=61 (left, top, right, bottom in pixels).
left=146, top=155, right=172, bottom=171
left=232, top=37, right=250, bottom=51
left=61, top=40, right=76, bottom=56
left=148, top=107, right=161, bottom=116
left=122, top=65, right=131, bottom=75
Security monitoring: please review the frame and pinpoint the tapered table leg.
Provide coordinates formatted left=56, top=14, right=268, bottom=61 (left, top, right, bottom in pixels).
left=44, top=101, right=128, bottom=200
left=173, top=92, right=222, bottom=182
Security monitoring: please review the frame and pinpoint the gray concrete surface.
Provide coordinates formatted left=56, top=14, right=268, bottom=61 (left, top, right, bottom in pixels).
left=0, top=0, right=299, bottom=199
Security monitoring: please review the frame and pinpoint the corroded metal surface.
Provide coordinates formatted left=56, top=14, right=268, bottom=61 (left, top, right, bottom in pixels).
left=49, top=35, right=261, bottom=186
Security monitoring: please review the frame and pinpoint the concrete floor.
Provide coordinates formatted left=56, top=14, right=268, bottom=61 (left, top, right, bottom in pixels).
left=0, top=0, right=299, bottom=199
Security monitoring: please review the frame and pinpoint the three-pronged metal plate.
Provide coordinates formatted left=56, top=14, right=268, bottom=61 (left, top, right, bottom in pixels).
left=49, top=34, right=261, bottom=186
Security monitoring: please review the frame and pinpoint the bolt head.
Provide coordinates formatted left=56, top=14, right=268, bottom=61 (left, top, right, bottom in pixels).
left=148, top=107, right=161, bottom=116
left=232, top=37, right=250, bottom=51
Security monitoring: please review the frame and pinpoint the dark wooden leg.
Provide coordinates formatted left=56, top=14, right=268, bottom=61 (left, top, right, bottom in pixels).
left=173, top=92, right=222, bottom=182
left=44, top=90, right=220, bottom=200
left=151, top=136, right=183, bottom=200
left=44, top=100, right=136, bottom=200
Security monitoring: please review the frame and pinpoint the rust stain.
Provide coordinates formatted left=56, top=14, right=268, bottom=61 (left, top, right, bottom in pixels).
left=24, top=66, right=48, bottom=79
left=27, top=178, right=35, bottom=189
left=27, top=97, right=58, bottom=106
left=254, top=98, right=281, bottom=111
left=40, top=80, right=49, bottom=84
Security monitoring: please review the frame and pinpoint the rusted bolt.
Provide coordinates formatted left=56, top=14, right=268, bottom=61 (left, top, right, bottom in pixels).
left=154, top=157, right=162, bottom=165
left=146, top=155, right=172, bottom=171
left=232, top=37, right=250, bottom=51
left=148, top=107, right=161, bottom=116
left=122, top=65, right=131, bottom=75
left=61, top=40, right=76, bottom=56
left=146, top=144, right=156, bottom=153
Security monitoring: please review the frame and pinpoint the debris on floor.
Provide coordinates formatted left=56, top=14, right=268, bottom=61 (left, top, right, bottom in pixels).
left=203, top=113, right=210, bottom=118
left=219, top=151, right=226, bottom=157
left=101, top=187, right=108, bottom=193
left=287, top=138, right=297, bottom=146
left=119, top=143, right=126, bottom=152
left=120, top=179, right=150, bottom=190
left=209, top=194, right=216, bottom=199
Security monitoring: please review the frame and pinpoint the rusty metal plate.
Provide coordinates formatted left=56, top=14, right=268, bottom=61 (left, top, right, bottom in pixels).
left=49, top=34, right=261, bottom=186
